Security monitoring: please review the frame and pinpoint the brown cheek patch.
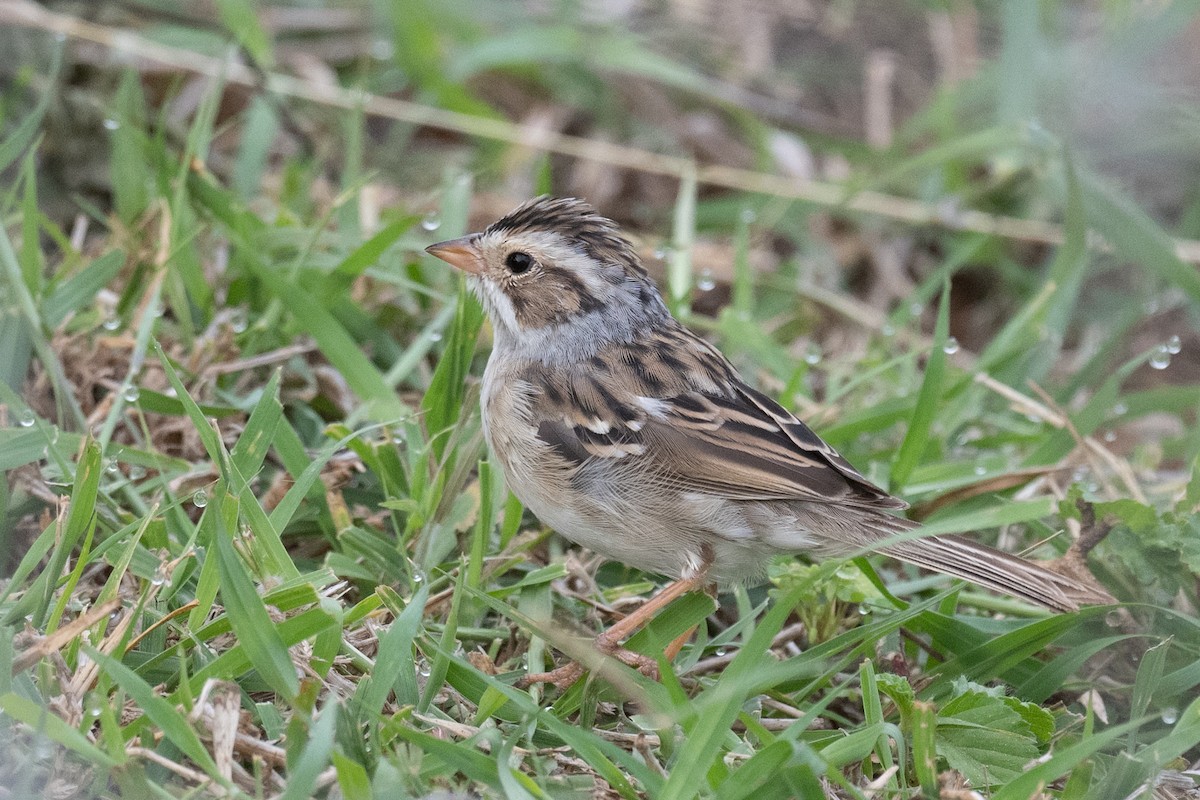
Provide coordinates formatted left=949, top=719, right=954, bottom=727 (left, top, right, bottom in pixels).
left=504, top=266, right=599, bottom=328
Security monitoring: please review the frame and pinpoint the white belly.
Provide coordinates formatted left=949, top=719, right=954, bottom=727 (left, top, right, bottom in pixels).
left=479, top=360, right=802, bottom=585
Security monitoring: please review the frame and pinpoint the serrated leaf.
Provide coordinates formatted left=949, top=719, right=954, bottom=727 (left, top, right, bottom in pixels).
left=938, top=688, right=1041, bottom=787
left=876, top=672, right=916, bottom=718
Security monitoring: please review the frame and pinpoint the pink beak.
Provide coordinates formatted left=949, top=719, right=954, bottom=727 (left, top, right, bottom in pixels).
left=425, top=235, right=484, bottom=274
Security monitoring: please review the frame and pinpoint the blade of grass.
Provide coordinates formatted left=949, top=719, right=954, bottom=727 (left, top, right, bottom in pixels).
left=279, top=704, right=339, bottom=800
left=991, top=717, right=1146, bottom=800
left=0, top=220, right=86, bottom=428
left=31, top=439, right=100, bottom=628
left=0, top=42, right=62, bottom=173
left=88, top=650, right=221, bottom=778
left=668, top=166, right=697, bottom=315
left=212, top=506, right=300, bottom=701
left=0, top=692, right=120, bottom=769
left=890, top=279, right=951, bottom=490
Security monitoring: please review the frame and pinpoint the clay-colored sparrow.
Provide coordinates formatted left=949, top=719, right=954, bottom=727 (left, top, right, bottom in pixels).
left=427, top=196, right=1111, bottom=687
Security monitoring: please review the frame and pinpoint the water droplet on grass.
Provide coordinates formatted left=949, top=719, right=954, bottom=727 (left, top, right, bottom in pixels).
left=122, top=385, right=140, bottom=403
left=942, top=336, right=959, bottom=355
left=371, top=38, right=394, bottom=59
left=1149, top=347, right=1171, bottom=370
left=192, top=489, right=208, bottom=508
left=420, top=212, right=441, bottom=232
left=18, top=409, right=35, bottom=427
left=1165, top=335, right=1182, bottom=355
left=1161, top=707, right=1179, bottom=724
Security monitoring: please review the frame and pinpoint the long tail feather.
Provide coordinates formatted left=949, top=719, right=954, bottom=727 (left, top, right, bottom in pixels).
left=880, top=531, right=1113, bottom=612
left=806, top=508, right=1115, bottom=612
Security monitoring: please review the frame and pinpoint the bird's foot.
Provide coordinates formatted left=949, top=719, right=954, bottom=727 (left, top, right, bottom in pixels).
left=516, top=634, right=658, bottom=690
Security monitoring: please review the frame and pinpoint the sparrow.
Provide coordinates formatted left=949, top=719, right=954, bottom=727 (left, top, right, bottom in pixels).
left=426, top=196, right=1112, bottom=687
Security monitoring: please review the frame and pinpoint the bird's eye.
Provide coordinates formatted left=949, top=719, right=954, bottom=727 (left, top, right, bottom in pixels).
left=505, top=251, right=533, bottom=274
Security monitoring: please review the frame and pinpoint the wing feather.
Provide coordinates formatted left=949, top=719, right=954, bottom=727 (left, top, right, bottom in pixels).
left=532, top=370, right=903, bottom=510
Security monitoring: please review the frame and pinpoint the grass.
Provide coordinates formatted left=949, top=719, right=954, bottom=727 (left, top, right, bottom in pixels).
left=2, top=2, right=1200, bottom=798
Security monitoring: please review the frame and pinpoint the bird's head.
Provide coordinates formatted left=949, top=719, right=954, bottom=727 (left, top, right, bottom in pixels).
left=426, top=196, right=669, bottom=360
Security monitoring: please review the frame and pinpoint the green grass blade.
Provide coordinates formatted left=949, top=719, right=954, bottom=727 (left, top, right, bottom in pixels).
left=88, top=651, right=221, bottom=778
left=891, top=280, right=951, bottom=490
left=212, top=508, right=300, bottom=701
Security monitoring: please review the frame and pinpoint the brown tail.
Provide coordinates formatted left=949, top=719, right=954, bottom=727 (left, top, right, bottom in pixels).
left=879, top=530, right=1114, bottom=612
left=810, top=509, right=1115, bottom=612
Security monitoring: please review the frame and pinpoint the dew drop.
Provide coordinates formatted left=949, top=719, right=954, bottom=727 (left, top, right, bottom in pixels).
left=653, top=246, right=669, bottom=261
left=105, top=458, right=119, bottom=475
left=428, top=331, right=443, bottom=342
left=150, top=573, right=166, bottom=587
left=230, top=310, right=248, bottom=334
left=88, top=706, right=102, bottom=718
left=122, top=385, right=140, bottom=403
left=714, top=647, right=727, bottom=657
left=371, top=38, right=394, bottom=59
left=129, top=465, right=146, bottom=480
left=696, top=271, right=716, bottom=292
left=1103, top=430, right=1117, bottom=443
left=1105, top=610, right=1123, bottom=628
left=909, top=302, right=923, bottom=317
left=101, top=314, right=121, bottom=331
left=1161, top=707, right=1179, bottom=725
left=420, top=212, right=441, bottom=232
left=412, top=573, right=423, bottom=584
left=880, top=323, right=895, bottom=338
left=857, top=604, right=870, bottom=615
left=804, top=344, right=822, bottom=365
left=739, top=208, right=757, bottom=225
left=1149, top=347, right=1171, bottom=370
left=18, top=409, right=35, bottom=427
left=1111, top=402, right=1128, bottom=416
left=103, top=118, right=120, bottom=131
left=1165, top=335, right=1182, bottom=355
left=192, top=489, right=208, bottom=509
left=942, top=336, right=960, bottom=355
left=974, top=464, right=987, bottom=476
